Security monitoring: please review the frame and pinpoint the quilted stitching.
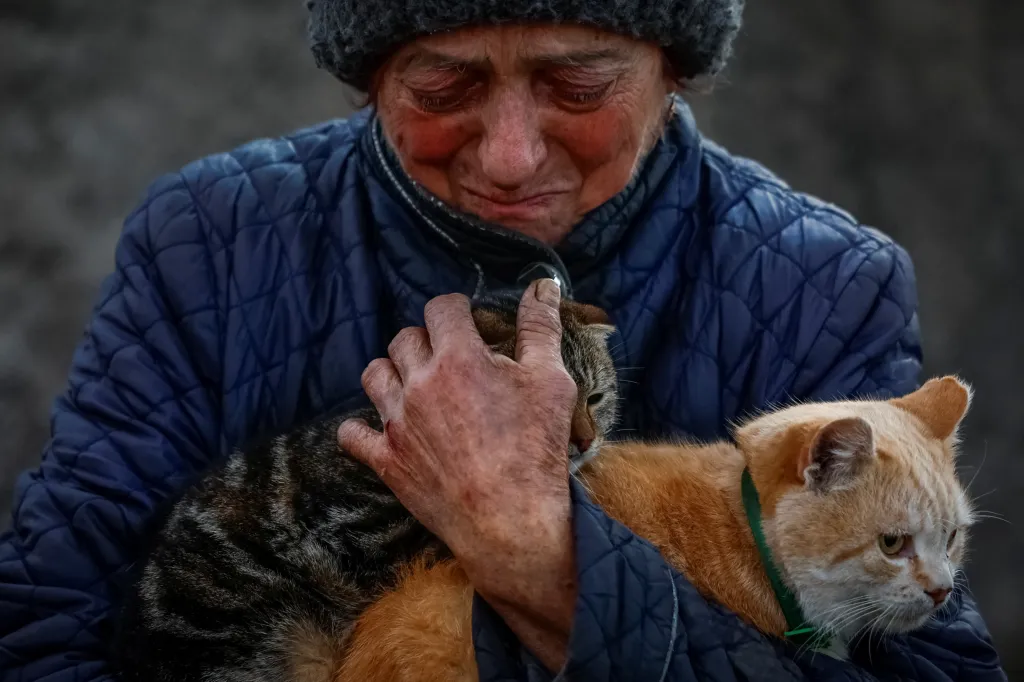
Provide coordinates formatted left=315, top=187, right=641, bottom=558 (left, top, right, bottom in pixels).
left=0, top=106, right=1004, bottom=681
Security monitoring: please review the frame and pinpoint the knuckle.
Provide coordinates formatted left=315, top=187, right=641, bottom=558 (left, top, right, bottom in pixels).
left=432, top=349, right=467, bottom=378
left=422, top=297, right=442, bottom=321
left=361, top=358, right=389, bottom=389
left=388, top=326, right=425, bottom=356
left=437, top=337, right=478, bottom=364
left=417, top=347, right=484, bottom=395
left=424, top=292, right=468, bottom=318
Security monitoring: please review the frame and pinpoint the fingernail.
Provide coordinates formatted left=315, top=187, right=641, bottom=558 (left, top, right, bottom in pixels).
left=536, top=278, right=560, bottom=306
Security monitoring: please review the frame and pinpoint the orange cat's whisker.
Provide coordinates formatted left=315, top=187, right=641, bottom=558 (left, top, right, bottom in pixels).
left=971, top=510, right=1010, bottom=524
left=857, top=604, right=895, bottom=659
left=810, top=597, right=877, bottom=651
left=960, top=443, right=989, bottom=493
left=967, top=488, right=997, bottom=504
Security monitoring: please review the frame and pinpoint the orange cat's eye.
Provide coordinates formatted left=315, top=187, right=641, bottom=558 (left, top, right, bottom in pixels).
left=947, top=529, right=958, bottom=550
left=878, top=534, right=907, bottom=556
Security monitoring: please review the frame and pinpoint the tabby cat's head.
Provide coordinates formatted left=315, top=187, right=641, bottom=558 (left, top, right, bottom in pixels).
left=471, top=297, right=619, bottom=469
left=734, top=377, right=975, bottom=640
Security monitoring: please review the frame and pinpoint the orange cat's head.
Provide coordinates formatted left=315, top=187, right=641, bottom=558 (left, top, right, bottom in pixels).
left=735, top=377, right=975, bottom=641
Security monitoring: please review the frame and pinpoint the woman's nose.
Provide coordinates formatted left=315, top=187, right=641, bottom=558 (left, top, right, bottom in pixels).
left=478, top=89, right=547, bottom=189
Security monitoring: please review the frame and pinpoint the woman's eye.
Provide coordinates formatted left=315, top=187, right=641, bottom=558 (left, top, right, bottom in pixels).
left=559, top=87, right=608, bottom=105
left=546, top=75, right=614, bottom=109
left=410, top=81, right=482, bottom=113
left=587, top=392, right=604, bottom=406
left=878, top=534, right=908, bottom=556
left=415, top=91, right=467, bottom=112
left=418, top=95, right=456, bottom=111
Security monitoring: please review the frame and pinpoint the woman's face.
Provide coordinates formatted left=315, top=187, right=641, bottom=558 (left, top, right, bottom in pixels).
left=375, top=25, right=672, bottom=244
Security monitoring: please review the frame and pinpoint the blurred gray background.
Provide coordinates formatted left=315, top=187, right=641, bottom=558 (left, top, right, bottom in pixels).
left=1, top=0, right=1021, bottom=673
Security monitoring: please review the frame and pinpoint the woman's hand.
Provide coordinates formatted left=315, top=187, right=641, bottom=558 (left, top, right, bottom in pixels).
left=339, top=279, right=578, bottom=670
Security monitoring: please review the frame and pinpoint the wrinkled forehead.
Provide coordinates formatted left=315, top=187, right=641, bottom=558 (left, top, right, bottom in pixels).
left=394, top=25, right=651, bottom=75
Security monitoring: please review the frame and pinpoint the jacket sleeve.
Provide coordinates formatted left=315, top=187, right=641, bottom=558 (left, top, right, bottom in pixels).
left=0, top=175, right=222, bottom=682
left=470, top=236, right=1005, bottom=682
left=784, top=228, right=923, bottom=402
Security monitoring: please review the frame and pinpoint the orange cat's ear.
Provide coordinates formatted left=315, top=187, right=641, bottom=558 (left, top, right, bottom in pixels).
left=891, top=376, right=972, bottom=442
left=799, top=417, right=875, bottom=492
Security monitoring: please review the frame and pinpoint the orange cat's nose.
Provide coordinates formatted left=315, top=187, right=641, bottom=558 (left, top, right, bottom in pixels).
left=573, top=438, right=593, bottom=454
left=926, top=587, right=952, bottom=606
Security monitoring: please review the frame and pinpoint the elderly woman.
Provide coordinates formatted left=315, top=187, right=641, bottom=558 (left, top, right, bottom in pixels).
left=0, top=1, right=1004, bottom=681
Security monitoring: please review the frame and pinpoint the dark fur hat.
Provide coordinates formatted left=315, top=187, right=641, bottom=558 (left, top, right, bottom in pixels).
left=306, top=0, right=744, bottom=91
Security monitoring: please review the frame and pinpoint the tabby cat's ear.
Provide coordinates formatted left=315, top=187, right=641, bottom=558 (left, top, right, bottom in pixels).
left=471, top=307, right=517, bottom=346
left=561, top=301, right=615, bottom=340
left=799, top=417, right=875, bottom=492
left=561, top=301, right=610, bottom=325
left=891, top=376, right=972, bottom=442
left=587, top=324, right=616, bottom=341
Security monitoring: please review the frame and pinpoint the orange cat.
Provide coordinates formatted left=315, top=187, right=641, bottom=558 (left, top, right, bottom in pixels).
left=335, top=376, right=975, bottom=681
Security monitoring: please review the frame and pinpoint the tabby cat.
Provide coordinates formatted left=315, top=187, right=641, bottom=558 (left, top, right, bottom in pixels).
left=338, top=375, right=976, bottom=681
left=112, top=297, right=620, bottom=682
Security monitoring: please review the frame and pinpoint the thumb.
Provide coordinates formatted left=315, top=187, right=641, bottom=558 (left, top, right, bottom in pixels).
left=515, top=278, right=564, bottom=368
left=338, top=418, right=390, bottom=476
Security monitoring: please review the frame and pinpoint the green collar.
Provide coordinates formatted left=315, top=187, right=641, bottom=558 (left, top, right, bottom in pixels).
left=741, top=467, right=830, bottom=651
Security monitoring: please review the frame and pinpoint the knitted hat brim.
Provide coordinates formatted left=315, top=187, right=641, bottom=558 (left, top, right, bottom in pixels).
left=306, top=0, right=744, bottom=91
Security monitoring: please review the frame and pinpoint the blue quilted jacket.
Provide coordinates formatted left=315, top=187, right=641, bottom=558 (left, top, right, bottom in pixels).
left=0, top=103, right=1004, bottom=682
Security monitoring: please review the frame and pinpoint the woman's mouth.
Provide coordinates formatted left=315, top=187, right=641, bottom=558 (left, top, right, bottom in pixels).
left=460, top=187, right=569, bottom=222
